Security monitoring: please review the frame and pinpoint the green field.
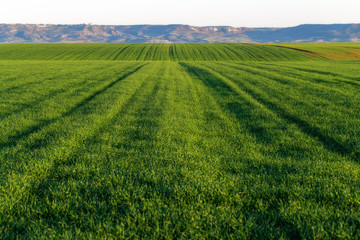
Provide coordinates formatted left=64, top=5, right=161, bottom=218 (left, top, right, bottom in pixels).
left=1, top=43, right=360, bottom=239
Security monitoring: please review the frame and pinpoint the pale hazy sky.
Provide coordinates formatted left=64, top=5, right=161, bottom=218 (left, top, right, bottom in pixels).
left=1, top=0, right=359, bottom=27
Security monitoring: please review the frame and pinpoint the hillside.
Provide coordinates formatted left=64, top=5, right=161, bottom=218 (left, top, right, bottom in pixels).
left=0, top=43, right=359, bottom=61
left=0, top=43, right=315, bottom=61
left=1, top=45, right=360, bottom=239
left=0, top=24, right=360, bottom=43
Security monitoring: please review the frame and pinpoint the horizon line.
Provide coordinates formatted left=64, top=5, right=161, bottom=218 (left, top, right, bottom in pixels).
left=1, top=22, right=360, bottom=29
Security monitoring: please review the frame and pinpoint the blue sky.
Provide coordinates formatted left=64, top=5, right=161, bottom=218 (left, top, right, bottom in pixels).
left=1, top=0, right=359, bottom=27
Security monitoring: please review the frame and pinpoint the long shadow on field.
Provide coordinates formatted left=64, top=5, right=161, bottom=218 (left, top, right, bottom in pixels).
left=111, top=81, right=163, bottom=151
left=0, top=66, right=99, bottom=97
left=236, top=62, right=360, bottom=88
left=0, top=66, right=122, bottom=121
left=180, top=62, right=276, bottom=145
left=0, top=65, right=145, bottom=151
left=240, top=90, right=357, bottom=160
left=181, top=63, right=358, bottom=161
left=0, top=89, right=64, bottom=121
left=279, top=65, right=360, bottom=84
left=287, top=66, right=360, bottom=87
left=0, top=81, right=40, bottom=96
left=204, top=64, right=358, bottom=161
left=4, top=77, right=167, bottom=237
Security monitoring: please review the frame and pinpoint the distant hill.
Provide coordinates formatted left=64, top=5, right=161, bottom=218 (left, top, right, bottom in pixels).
left=0, top=23, right=359, bottom=43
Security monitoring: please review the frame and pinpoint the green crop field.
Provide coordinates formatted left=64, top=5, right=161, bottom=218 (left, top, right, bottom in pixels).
left=0, top=43, right=360, bottom=239
left=0, top=43, right=329, bottom=61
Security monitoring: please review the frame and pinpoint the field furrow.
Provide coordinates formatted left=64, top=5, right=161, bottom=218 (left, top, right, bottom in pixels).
left=0, top=63, right=130, bottom=120
left=0, top=63, right=160, bottom=233
left=205, top=62, right=360, bottom=161
left=259, top=62, right=360, bottom=87
left=1, top=43, right=360, bottom=239
left=0, top=63, right=144, bottom=151
left=181, top=62, right=334, bottom=159
left=180, top=61, right=360, bottom=238
left=0, top=63, right=145, bottom=181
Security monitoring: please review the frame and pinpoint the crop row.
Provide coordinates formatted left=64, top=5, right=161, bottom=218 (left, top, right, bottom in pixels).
left=0, top=43, right=317, bottom=61
left=1, top=60, right=359, bottom=238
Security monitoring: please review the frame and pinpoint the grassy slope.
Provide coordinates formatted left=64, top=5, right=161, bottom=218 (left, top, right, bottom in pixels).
left=0, top=43, right=318, bottom=61
left=273, top=43, right=360, bottom=60
left=1, top=43, right=360, bottom=61
left=0, top=44, right=360, bottom=239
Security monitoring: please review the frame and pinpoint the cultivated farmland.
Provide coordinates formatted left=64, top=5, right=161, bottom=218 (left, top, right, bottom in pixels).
left=0, top=43, right=360, bottom=239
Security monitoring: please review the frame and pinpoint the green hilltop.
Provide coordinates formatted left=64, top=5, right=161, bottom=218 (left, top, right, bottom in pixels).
left=1, top=43, right=360, bottom=239
left=1, top=43, right=360, bottom=61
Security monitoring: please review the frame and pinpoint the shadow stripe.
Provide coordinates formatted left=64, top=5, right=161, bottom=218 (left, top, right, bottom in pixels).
left=0, top=64, right=145, bottom=150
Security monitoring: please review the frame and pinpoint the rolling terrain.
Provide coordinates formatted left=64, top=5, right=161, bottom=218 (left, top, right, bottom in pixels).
left=0, top=42, right=359, bottom=61
left=1, top=23, right=360, bottom=43
left=0, top=43, right=360, bottom=239
left=0, top=43, right=315, bottom=61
